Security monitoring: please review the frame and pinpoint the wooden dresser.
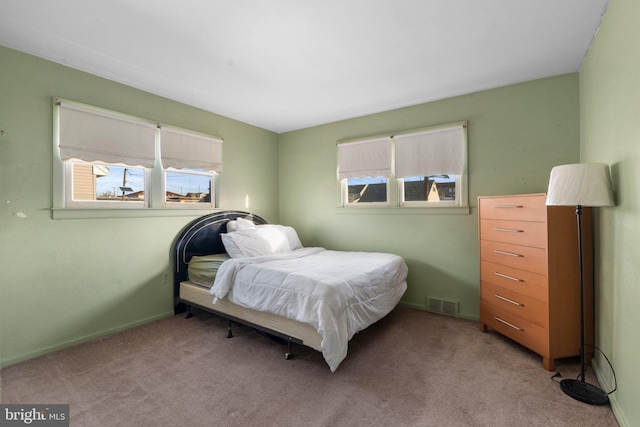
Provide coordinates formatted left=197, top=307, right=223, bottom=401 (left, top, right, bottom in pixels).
left=478, top=193, right=593, bottom=371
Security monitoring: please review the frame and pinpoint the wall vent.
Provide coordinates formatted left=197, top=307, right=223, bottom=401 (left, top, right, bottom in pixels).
left=426, top=297, right=459, bottom=317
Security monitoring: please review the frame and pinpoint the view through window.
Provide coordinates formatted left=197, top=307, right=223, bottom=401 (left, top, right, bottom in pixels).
left=403, top=175, right=456, bottom=203
left=70, top=162, right=213, bottom=204
left=72, top=162, right=145, bottom=202
left=346, top=175, right=456, bottom=204
left=165, top=169, right=212, bottom=204
left=347, top=177, right=388, bottom=203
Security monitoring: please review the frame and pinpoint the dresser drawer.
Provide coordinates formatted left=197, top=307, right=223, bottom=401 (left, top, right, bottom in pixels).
left=479, top=194, right=546, bottom=222
left=480, top=219, right=547, bottom=248
left=480, top=240, right=548, bottom=275
left=481, top=301, right=548, bottom=356
left=481, top=280, right=548, bottom=328
left=481, top=260, right=548, bottom=302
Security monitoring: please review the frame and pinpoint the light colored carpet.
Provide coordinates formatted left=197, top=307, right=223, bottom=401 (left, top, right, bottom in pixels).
left=1, top=305, right=618, bottom=426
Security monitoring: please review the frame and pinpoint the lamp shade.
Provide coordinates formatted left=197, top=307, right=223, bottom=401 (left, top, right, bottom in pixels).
left=546, top=163, right=615, bottom=207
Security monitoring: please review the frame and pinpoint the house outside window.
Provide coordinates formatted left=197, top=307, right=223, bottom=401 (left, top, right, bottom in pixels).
left=69, top=162, right=146, bottom=205
left=402, top=175, right=457, bottom=203
left=347, top=177, right=388, bottom=204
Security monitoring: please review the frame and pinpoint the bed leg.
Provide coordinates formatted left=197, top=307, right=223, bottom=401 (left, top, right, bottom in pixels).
left=284, top=338, right=295, bottom=360
left=226, top=320, right=233, bottom=338
left=185, top=305, right=193, bottom=319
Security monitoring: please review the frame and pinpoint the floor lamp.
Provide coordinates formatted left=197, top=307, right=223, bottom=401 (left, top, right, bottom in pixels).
left=546, top=163, right=615, bottom=406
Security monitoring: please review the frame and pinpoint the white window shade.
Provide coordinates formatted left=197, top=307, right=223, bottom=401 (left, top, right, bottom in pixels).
left=338, top=137, right=392, bottom=180
left=160, top=127, right=223, bottom=172
left=58, top=102, right=156, bottom=168
left=394, top=125, right=465, bottom=177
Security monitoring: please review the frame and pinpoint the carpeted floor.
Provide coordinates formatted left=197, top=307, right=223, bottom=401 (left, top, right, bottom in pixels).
left=0, top=305, right=618, bottom=426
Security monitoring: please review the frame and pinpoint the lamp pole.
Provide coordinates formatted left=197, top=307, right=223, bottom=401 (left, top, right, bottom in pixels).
left=576, top=205, right=586, bottom=383
left=559, top=204, right=609, bottom=405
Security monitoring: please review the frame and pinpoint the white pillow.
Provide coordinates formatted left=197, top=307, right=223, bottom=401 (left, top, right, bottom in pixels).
left=282, top=226, right=303, bottom=250
left=236, top=216, right=257, bottom=230
left=221, top=225, right=292, bottom=258
left=220, top=233, right=244, bottom=258
left=226, top=217, right=257, bottom=233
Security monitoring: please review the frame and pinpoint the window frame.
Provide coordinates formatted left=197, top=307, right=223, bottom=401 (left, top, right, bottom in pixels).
left=338, top=121, right=468, bottom=210
left=64, top=160, right=149, bottom=209
left=399, top=174, right=463, bottom=207
left=162, top=167, right=217, bottom=209
left=343, top=176, right=390, bottom=207
left=53, top=97, right=221, bottom=217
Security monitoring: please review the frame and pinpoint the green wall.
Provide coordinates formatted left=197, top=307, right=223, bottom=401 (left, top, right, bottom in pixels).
left=3, top=7, right=635, bottom=423
left=580, top=0, right=640, bottom=424
left=0, top=46, right=280, bottom=367
left=279, top=74, right=580, bottom=319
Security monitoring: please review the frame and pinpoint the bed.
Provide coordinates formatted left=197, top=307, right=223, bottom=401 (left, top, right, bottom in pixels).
left=173, top=210, right=408, bottom=372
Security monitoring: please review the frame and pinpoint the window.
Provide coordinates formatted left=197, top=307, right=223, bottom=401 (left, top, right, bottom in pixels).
left=159, top=126, right=221, bottom=208
left=401, top=175, right=460, bottom=206
left=337, top=136, right=392, bottom=206
left=53, top=98, right=222, bottom=212
left=67, top=161, right=147, bottom=208
left=164, top=169, right=213, bottom=205
left=347, top=177, right=389, bottom=205
left=337, top=122, right=467, bottom=208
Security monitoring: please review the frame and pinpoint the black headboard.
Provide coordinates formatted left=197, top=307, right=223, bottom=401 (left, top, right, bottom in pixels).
left=172, top=210, right=267, bottom=310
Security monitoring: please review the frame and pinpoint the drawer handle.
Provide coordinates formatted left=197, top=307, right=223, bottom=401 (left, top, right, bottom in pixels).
left=494, top=294, right=524, bottom=307
left=493, top=249, right=523, bottom=257
left=493, top=205, right=523, bottom=209
left=494, top=272, right=523, bottom=282
left=494, top=316, right=524, bottom=331
left=493, top=227, right=524, bottom=233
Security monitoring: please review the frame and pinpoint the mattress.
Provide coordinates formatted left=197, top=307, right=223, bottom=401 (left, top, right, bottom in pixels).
left=186, top=253, right=230, bottom=288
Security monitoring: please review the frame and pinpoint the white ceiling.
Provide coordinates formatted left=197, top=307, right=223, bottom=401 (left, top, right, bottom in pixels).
left=0, top=0, right=609, bottom=133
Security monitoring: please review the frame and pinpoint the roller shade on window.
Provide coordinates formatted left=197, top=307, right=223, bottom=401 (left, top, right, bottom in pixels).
left=394, top=125, right=465, bottom=177
left=337, top=137, right=392, bottom=180
left=58, top=102, right=156, bottom=168
left=160, top=127, right=223, bottom=172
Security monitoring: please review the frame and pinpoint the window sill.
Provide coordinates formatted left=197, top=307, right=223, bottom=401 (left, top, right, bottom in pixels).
left=52, top=208, right=220, bottom=220
left=335, top=206, right=470, bottom=215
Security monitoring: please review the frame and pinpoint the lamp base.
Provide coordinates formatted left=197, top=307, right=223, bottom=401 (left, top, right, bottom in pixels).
left=560, top=379, right=610, bottom=406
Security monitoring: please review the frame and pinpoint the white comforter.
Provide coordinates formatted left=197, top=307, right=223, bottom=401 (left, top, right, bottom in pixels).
left=209, top=247, right=408, bottom=371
